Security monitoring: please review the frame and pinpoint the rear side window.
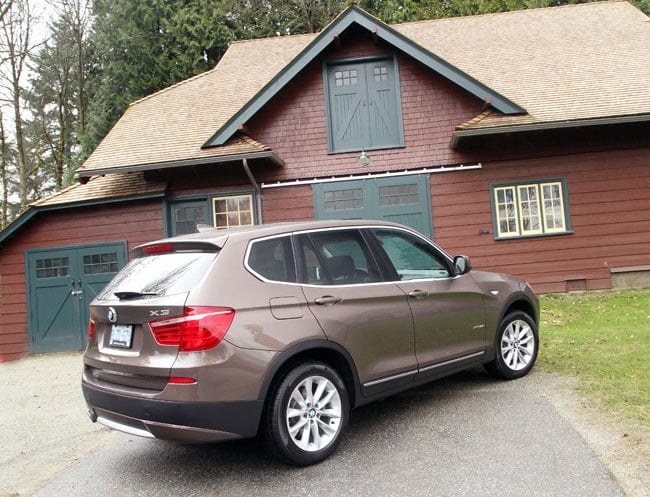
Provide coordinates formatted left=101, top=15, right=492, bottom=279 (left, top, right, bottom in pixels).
left=297, top=229, right=381, bottom=285
left=247, top=236, right=296, bottom=283
left=97, top=251, right=218, bottom=299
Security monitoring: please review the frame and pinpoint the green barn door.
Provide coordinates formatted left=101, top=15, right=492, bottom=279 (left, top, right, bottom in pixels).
left=26, top=248, right=80, bottom=353
left=26, top=242, right=127, bottom=354
left=325, top=56, right=404, bottom=153
left=313, top=176, right=433, bottom=238
left=76, top=245, right=127, bottom=341
left=375, top=176, right=432, bottom=238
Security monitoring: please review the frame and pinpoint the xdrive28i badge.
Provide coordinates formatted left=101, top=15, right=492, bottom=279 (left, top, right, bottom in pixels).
left=107, top=307, right=117, bottom=323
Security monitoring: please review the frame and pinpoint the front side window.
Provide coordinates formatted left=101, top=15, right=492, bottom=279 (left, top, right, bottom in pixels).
left=492, top=179, right=570, bottom=239
left=371, top=228, right=451, bottom=280
left=325, top=56, right=404, bottom=153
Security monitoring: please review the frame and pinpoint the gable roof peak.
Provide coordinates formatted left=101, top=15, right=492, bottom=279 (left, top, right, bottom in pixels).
left=203, top=2, right=523, bottom=148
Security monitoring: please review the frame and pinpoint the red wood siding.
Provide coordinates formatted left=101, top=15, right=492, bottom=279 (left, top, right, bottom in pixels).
left=257, top=147, right=649, bottom=294
left=248, top=33, right=479, bottom=184
left=262, top=185, right=314, bottom=223
left=0, top=200, right=163, bottom=361
left=2, top=30, right=649, bottom=361
left=429, top=148, right=650, bottom=293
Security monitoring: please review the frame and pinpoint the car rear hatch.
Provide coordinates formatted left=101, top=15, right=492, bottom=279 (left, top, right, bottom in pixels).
left=83, top=240, right=223, bottom=395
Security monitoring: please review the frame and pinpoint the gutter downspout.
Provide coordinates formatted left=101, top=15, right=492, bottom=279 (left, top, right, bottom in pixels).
left=243, top=158, right=263, bottom=224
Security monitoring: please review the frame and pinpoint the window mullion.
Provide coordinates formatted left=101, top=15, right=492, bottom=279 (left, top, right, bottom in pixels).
left=542, top=182, right=566, bottom=233
left=517, top=184, right=542, bottom=236
left=494, top=186, right=519, bottom=238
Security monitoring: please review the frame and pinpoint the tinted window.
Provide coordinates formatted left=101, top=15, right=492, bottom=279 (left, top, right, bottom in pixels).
left=247, top=236, right=296, bottom=283
left=372, top=229, right=451, bottom=280
left=298, top=230, right=380, bottom=285
left=98, top=252, right=217, bottom=299
left=298, top=236, right=327, bottom=285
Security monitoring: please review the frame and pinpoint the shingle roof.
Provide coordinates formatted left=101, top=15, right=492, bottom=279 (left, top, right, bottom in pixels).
left=78, top=34, right=313, bottom=177
left=77, top=1, right=650, bottom=177
left=31, top=172, right=167, bottom=207
left=0, top=173, right=167, bottom=245
left=395, top=1, right=650, bottom=129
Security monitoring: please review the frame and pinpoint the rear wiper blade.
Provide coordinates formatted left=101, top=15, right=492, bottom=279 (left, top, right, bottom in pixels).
left=114, top=291, right=159, bottom=300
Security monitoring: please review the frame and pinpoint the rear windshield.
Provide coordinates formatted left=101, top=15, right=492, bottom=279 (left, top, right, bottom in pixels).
left=97, top=251, right=218, bottom=300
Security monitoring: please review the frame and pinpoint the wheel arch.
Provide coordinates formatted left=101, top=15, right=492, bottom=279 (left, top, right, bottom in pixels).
left=502, top=294, right=539, bottom=325
left=485, top=293, right=539, bottom=363
left=257, top=340, right=361, bottom=413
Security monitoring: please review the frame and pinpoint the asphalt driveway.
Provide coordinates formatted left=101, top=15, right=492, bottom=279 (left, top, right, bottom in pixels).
left=1, top=352, right=647, bottom=497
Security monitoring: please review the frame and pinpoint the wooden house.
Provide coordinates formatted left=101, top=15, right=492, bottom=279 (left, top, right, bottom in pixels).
left=1, top=2, right=648, bottom=360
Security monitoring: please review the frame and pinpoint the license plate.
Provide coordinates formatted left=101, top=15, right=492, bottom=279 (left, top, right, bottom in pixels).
left=109, top=324, right=133, bottom=348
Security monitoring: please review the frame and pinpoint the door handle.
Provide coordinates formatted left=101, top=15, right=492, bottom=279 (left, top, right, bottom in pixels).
left=408, top=289, right=428, bottom=300
left=314, top=296, right=343, bottom=306
left=71, top=290, right=82, bottom=296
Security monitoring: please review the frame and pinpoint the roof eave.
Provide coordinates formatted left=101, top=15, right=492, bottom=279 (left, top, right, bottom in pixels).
left=77, top=150, right=285, bottom=179
left=204, top=5, right=524, bottom=148
left=0, top=190, right=167, bottom=246
left=450, top=113, right=650, bottom=148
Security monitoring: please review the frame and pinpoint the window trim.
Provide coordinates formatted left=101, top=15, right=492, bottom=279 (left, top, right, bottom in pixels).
left=323, top=54, right=405, bottom=154
left=244, top=225, right=456, bottom=287
left=244, top=234, right=297, bottom=284
left=367, top=227, right=454, bottom=281
left=164, top=190, right=257, bottom=237
left=212, top=193, right=255, bottom=230
left=490, top=178, right=572, bottom=240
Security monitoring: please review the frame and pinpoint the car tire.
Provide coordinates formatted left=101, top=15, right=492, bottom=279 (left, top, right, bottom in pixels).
left=264, top=361, right=349, bottom=466
left=485, top=311, right=538, bottom=380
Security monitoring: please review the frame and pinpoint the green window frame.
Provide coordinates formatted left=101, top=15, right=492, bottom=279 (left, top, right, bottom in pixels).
left=491, top=179, right=571, bottom=239
left=165, top=192, right=256, bottom=236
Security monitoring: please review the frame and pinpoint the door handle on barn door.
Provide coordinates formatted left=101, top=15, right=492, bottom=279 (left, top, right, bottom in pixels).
left=70, top=279, right=81, bottom=296
left=314, top=296, right=343, bottom=306
left=408, top=289, right=428, bottom=300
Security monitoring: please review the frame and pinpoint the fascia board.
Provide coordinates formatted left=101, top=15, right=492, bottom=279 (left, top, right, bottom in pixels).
left=76, top=151, right=285, bottom=179
left=450, top=113, right=650, bottom=148
left=0, top=191, right=166, bottom=247
left=204, top=6, right=524, bottom=148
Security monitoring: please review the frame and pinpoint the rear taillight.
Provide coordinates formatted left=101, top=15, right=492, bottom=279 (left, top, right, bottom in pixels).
left=88, top=318, right=96, bottom=340
left=149, top=306, right=235, bottom=352
left=143, top=243, right=174, bottom=254
left=169, top=376, right=197, bottom=384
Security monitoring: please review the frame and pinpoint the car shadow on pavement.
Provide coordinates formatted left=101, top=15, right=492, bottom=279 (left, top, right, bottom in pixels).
left=33, top=367, right=631, bottom=497
left=115, top=366, right=497, bottom=471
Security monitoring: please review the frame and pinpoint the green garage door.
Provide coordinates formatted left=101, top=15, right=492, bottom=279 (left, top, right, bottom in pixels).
left=313, top=175, right=433, bottom=238
left=25, top=242, right=127, bottom=354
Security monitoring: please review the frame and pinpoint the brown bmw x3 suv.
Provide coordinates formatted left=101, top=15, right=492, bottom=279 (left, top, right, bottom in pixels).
left=82, top=220, right=539, bottom=465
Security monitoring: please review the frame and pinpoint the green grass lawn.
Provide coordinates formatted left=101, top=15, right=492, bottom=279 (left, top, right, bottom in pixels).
left=538, top=288, right=650, bottom=427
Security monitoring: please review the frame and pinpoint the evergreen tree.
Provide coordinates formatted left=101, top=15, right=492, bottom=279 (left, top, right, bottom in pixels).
left=82, top=0, right=231, bottom=157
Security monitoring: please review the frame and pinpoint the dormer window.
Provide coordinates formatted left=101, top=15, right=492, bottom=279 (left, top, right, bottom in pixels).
left=324, top=55, right=404, bottom=153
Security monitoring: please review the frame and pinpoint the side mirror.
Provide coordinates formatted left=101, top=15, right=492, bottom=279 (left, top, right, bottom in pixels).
left=453, top=255, right=472, bottom=275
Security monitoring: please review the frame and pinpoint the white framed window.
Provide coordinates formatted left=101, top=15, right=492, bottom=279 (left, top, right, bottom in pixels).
left=212, top=194, right=254, bottom=229
left=492, top=179, right=570, bottom=239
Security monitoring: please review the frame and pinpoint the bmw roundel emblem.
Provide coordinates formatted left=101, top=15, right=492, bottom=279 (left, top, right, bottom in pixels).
left=107, top=307, right=117, bottom=324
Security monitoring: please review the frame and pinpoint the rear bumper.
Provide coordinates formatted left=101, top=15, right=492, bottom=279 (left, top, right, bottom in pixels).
left=82, top=382, right=263, bottom=443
